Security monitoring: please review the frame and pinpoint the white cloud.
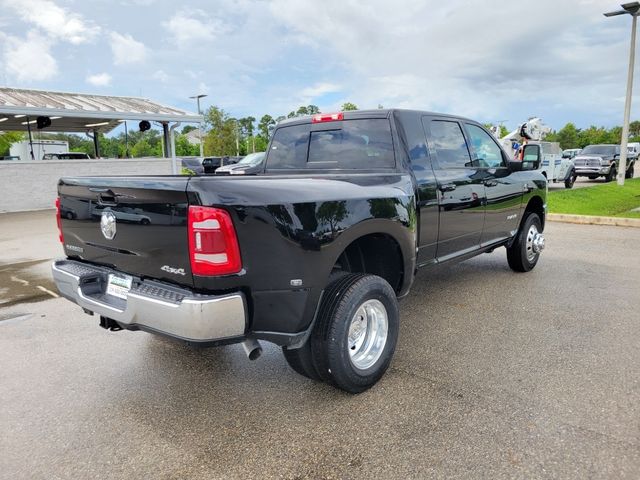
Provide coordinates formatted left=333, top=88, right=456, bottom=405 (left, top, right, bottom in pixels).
left=162, top=9, right=226, bottom=48
left=109, top=32, right=147, bottom=65
left=152, top=70, right=170, bottom=83
left=3, top=31, right=58, bottom=82
left=86, top=72, right=112, bottom=87
left=269, top=0, right=630, bottom=126
left=301, top=83, right=342, bottom=98
left=1, top=0, right=98, bottom=44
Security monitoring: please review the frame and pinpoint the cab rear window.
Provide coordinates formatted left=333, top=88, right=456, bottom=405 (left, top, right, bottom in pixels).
left=266, top=119, right=395, bottom=170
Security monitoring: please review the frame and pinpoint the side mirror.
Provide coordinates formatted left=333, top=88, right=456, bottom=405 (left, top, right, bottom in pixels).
left=520, top=144, right=541, bottom=170
left=614, top=153, right=620, bottom=159
left=508, top=160, right=524, bottom=172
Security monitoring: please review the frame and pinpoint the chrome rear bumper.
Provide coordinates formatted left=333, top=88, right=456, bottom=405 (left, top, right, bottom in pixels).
left=52, top=259, right=246, bottom=343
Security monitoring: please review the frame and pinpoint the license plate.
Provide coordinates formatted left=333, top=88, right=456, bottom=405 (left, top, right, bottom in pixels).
left=106, top=274, right=133, bottom=300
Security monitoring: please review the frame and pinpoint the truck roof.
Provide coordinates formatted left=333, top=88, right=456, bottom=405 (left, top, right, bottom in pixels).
left=276, top=108, right=475, bottom=127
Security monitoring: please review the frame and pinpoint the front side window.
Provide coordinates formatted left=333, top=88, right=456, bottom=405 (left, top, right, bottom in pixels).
left=428, top=120, right=471, bottom=168
left=465, top=124, right=505, bottom=168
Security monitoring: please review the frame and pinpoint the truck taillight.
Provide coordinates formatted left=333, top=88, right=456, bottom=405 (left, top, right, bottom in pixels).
left=188, top=206, right=242, bottom=276
left=55, top=197, right=64, bottom=244
left=312, top=112, right=344, bottom=123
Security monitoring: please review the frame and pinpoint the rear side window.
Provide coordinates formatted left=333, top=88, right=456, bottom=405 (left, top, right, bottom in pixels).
left=428, top=120, right=471, bottom=168
left=267, top=119, right=395, bottom=170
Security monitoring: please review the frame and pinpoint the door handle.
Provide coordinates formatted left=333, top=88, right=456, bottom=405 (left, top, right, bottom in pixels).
left=439, top=183, right=456, bottom=192
left=484, top=180, right=498, bottom=187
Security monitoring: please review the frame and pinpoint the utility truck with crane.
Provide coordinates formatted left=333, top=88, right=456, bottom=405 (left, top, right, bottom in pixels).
left=495, top=118, right=576, bottom=189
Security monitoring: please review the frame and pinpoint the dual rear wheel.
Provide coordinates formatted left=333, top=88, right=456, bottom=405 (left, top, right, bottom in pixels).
left=283, top=273, right=399, bottom=394
left=284, top=213, right=544, bottom=393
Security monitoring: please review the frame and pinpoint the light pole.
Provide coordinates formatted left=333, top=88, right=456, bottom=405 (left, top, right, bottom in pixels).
left=605, top=2, right=640, bottom=186
left=189, top=94, right=207, bottom=157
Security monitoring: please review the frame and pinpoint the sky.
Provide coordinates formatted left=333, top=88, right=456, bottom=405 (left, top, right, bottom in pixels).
left=0, top=0, right=638, bottom=132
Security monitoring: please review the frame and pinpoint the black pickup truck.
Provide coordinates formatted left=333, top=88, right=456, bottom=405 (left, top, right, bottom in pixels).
left=52, top=109, right=547, bottom=393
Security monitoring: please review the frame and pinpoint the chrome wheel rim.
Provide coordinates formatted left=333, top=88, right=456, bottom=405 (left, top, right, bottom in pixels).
left=347, top=299, right=388, bottom=371
left=525, top=224, right=543, bottom=262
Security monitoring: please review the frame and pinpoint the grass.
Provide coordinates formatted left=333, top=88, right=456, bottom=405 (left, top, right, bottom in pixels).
left=547, top=178, right=640, bottom=218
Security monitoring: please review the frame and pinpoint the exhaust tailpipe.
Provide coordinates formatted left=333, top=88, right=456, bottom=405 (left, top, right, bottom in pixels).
left=241, top=338, right=262, bottom=361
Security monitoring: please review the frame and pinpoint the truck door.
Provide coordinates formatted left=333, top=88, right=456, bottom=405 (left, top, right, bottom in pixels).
left=422, top=117, right=485, bottom=260
left=393, top=110, right=439, bottom=266
left=462, top=123, right=523, bottom=245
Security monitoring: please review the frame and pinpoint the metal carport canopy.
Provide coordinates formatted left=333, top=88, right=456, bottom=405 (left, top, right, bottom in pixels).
left=0, top=87, right=203, bottom=134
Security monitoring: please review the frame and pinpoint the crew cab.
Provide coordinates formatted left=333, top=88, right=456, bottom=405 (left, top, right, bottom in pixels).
left=573, top=144, right=636, bottom=181
left=52, top=109, right=547, bottom=393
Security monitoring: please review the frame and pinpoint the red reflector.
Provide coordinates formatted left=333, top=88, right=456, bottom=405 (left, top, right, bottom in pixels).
left=55, top=197, right=64, bottom=244
left=188, top=206, right=242, bottom=276
left=312, top=112, right=344, bottom=123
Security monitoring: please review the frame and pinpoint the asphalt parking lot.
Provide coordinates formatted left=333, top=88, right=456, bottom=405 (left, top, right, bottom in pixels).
left=1, top=211, right=639, bottom=479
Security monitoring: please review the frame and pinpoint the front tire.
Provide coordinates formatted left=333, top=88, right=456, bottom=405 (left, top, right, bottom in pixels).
left=606, top=166, right=617, bottom=182
left=310, top=273, right=399, bottom=393
left=507, top=213, right=544, bottom=272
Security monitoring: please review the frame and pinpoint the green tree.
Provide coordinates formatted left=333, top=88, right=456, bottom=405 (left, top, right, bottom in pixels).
left=307, top=105, right=320, bottom=114
left=181, top=125, right=197, bottom=135
left=203, top=106, right=238, bottom=156
left=175, top=134, right=200, bottom=156
left=578, top=126, right=610, bottom=148
left=629, top=120, right=640, bottom=137
left=555, top=122, right=580, bottom=149
left=131, top=138, right=155, bottom=157
left=258, top=114, right=275, bottom=138
left=341, top=102, right=358, bottom=111
left=0, top=132, right=24, bottom=156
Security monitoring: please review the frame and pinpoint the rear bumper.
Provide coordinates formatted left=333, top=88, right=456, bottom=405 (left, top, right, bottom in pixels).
left=52, top=259, right=247, bottom=344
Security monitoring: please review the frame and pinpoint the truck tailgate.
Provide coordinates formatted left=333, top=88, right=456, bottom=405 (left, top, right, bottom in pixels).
left=58, top=176, right=194, bottom=288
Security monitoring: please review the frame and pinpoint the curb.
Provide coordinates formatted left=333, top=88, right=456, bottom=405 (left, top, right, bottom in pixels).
left=548, top=213, right=640, bottom=228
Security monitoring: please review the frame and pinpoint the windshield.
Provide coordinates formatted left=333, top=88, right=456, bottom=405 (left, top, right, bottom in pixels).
left=581, top=145, right=616, bottom=155
left=238, top=152, right=265, bottom=166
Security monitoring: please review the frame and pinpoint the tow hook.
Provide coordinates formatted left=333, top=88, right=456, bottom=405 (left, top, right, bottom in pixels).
left=99, top=316, right=123, bottom=331
left=532, top=233, right=545, bottom=254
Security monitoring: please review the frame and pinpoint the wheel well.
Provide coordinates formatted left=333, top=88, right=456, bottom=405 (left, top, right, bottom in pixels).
left=524, top=196, right=545, bottom=230
left=332, top=233, right=404, bottom=293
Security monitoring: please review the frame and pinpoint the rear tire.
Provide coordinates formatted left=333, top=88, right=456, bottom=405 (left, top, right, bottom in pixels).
left=564, top=171, right=576, bottom=189
left=507, top=212, right=543, bottom=272
left=625, top=164, right=635, bottom=179
left=283, top=342, right=321, bottom=381
left=310, top=273, right=399, bottom=393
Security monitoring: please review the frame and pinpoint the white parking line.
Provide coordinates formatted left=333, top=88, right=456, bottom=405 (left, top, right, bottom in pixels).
left=10, top=276, right=29, bottom=286
left=36, top=286, right=59, bottom=298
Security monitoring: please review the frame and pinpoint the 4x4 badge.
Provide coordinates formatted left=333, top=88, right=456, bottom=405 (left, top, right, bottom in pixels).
left=100, top=211, right=117, bottom=240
